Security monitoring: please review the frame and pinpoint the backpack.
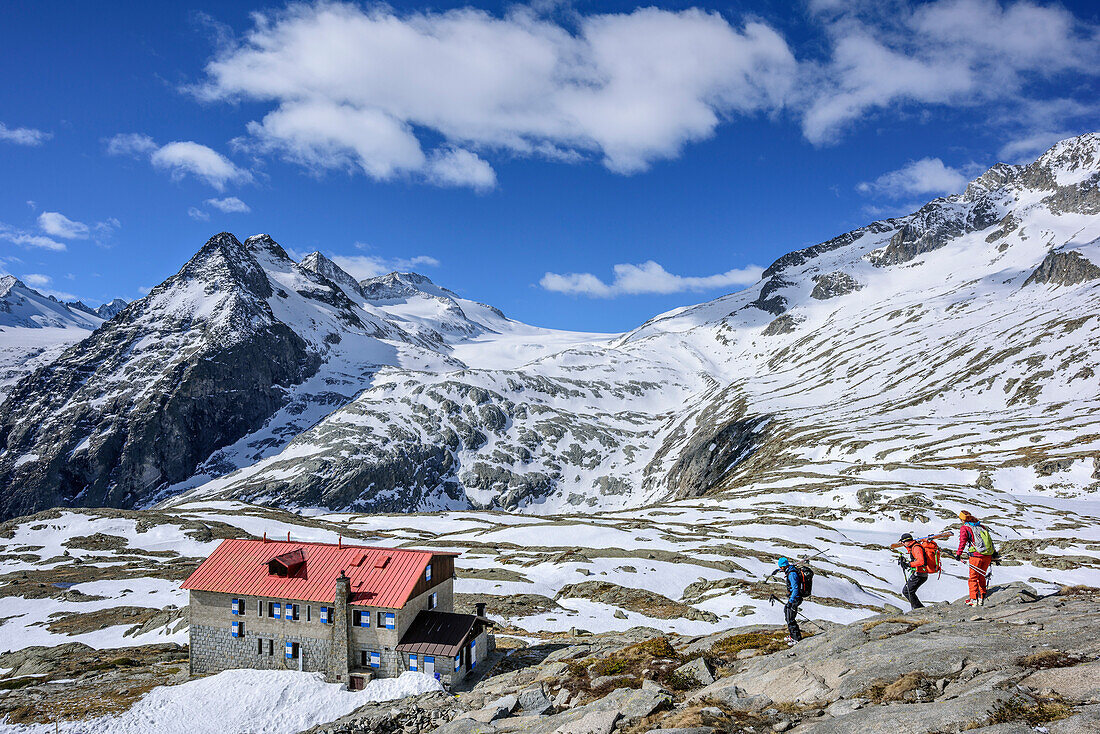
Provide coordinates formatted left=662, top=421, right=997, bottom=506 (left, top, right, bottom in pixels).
left=917, top=540, right=941, bottom=574
left=976, top=526, right=996, bottom=556
left=795, top=566, right=814, bottom=598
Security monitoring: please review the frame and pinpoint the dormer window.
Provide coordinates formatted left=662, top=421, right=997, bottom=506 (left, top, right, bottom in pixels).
left=267, top=549, right=306, bottom=577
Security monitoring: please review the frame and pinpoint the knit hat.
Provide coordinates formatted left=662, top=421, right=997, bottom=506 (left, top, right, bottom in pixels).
left=958, top=510, right=974, bottom=522
left=900, top=533, right=914, bottom=543
left=777, top=557, right=790, bottom=568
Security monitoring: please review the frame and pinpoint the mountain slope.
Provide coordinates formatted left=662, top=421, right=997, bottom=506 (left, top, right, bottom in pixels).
left=0, top=276, right=102, bottom=330
left=0, top=233, right=422, bottom=519
left=174, top=133, right=1100, bottom=514
left=0, top=276, right=102, bottom=402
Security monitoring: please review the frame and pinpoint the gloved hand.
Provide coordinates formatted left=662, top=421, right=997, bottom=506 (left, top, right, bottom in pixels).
left=897, top=556, right=907, bottom=568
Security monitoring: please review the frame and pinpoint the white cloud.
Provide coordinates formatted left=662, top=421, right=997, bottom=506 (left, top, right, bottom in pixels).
left=802, top=0, right=1100, bottom=144
left=0, top=122, right=51, bottom=146
left=857, top=157, right=968, bottom=197
left=330, top=254, right=441, bottom=281
left=38, top=211, right=90, bottom=239
left=21, top=273, right=51, bottom=287
left=188, top=207, right=211, bottom=221
left=151, top=141, right=251, bottom=190
left=0, top=224, right=66, bottom=252
left=541, top=260, right=763, bottom=298
left=105, top=133, right=158, bottom=157
left=106, top=133, right=250, bottom=190
left=205, top=196, right=251, bottom=213
left=426, top=148, right=497, bottom=191
left=198, top=3, right=796, bottom=187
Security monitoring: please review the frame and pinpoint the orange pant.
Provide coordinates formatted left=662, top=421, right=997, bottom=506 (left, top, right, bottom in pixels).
left=969, top=554, right=992, bottom=599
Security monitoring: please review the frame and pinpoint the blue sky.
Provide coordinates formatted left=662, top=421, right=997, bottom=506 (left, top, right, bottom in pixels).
left=1, top=0, right=1097, bottom=332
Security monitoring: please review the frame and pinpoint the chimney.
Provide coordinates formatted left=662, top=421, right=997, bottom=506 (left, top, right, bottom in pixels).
left=475, top=601, right=486, bottom=618
left=262, top=532, right=267, bottom=543
left=287, top=531, right=291, bottom=542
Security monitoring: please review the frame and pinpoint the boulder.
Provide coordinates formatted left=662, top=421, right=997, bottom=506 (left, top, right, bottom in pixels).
left=1020, top=661, right=1100, bottom=702
left=518, top=686, right=553, bottom=715
left=674, top=657, right=715, bottom=687
left=551, top=710, right=618, bottom=734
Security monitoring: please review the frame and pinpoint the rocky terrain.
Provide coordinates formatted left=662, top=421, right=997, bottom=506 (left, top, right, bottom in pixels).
left=306, top=583, right=1100, bottom=734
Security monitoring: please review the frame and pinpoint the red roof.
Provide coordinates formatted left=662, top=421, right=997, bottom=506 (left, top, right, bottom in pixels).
left=182, top=539, right=458, bottom=608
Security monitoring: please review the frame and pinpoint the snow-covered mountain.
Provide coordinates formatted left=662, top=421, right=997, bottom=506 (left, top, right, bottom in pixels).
left=1, top=134, right=1099, bottom=521
left=0, top=276, right=103, bottom=402
left=0, top=275, right=102, bottom=330
left=172, top=133, right=1100, bottom=514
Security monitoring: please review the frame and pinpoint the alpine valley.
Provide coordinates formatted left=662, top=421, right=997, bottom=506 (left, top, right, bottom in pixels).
left=0, top=134, right=1099, bottom=653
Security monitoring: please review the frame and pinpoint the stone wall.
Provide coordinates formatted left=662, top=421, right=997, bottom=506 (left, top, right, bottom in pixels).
left=187, top=578, right=461, bottom=683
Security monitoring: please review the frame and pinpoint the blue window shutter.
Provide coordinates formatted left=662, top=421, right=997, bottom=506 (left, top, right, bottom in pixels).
left=285, top=641, right=293, bottom=659
left=319, top=607, right=327, bottom=624
left=385, top=612, right=395, bottom=630
left=370, top=652, right=380, bottom=668
left=470, top=639, right=476, bottom=668
left=454, top=655, right=461, bottom=672
left=426, top=564, right=432, bottom=581
left=274, top=602, right=281, bottom=619
left=425, top=656, right=434, bottom=665
left=409, top=654, right=417, bottom=671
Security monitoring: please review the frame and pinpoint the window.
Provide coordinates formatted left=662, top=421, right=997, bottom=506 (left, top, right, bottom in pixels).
left=273, top=602, right=282, bottom=620
left=384, top=612, right=395, bottom=630
left=424, top=656, right=435, bottom=675
left=409, top=653, right=418, bottom=671
left=428, top=592, right=437, bottom=610
left=264, top=639, right=274, bottom=656
left=257, top=638, right=264, bottom=655
left=231, top=598, right=243, bottom=615
left=360, top=650, right=368, bottom=667
left=257, top=599, right=262, bottom=617
left=231, top=620, right=242, bottom=638
left=320, top=607, right=333, bottom=624
left=306, top=606, right=311, bottom=622
left=287, top=604, right=299, bottom=622
left=369, top=651, right=381, bottom=669
left=285, top=641, right=299, bottom=660
left=425, top=564, right=432, bottom=582
left=353, top=610, right=370, bottom=628
left=267, top=601, right=275, bottom=617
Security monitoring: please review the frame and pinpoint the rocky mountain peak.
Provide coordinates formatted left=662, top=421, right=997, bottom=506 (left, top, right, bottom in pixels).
left=96, top=298, right=128, bottom=319
left=177, top=232, right=272, bottom=299
left=0, top=275, right=23, bottom=298
left=359, top=271, right=453, bottom=301
left=299, top=252, right=365, bottom=300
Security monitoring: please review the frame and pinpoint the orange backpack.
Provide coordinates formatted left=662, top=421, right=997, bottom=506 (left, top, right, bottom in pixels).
left=917, top=539, right=941, bottom=574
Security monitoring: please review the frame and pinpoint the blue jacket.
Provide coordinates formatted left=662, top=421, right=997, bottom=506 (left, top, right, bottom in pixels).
left=785, top=567, right=801, bottom=605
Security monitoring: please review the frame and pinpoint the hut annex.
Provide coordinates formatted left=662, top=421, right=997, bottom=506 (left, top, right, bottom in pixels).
left=181, top=537, right=493, bottom=689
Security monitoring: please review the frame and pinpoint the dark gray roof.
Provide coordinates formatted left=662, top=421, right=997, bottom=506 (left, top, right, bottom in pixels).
left=396, top=610, right=477, bottom=657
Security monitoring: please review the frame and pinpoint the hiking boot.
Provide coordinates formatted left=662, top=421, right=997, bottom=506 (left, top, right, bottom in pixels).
left=965, top=599, right=978, bottom=607
left=977, top=596, right=985, bottom=606
left=785, top=636, right=797, bottom=646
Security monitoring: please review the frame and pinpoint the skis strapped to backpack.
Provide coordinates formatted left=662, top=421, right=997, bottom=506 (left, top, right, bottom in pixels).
left=889, top=531, right=950, bottom=550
